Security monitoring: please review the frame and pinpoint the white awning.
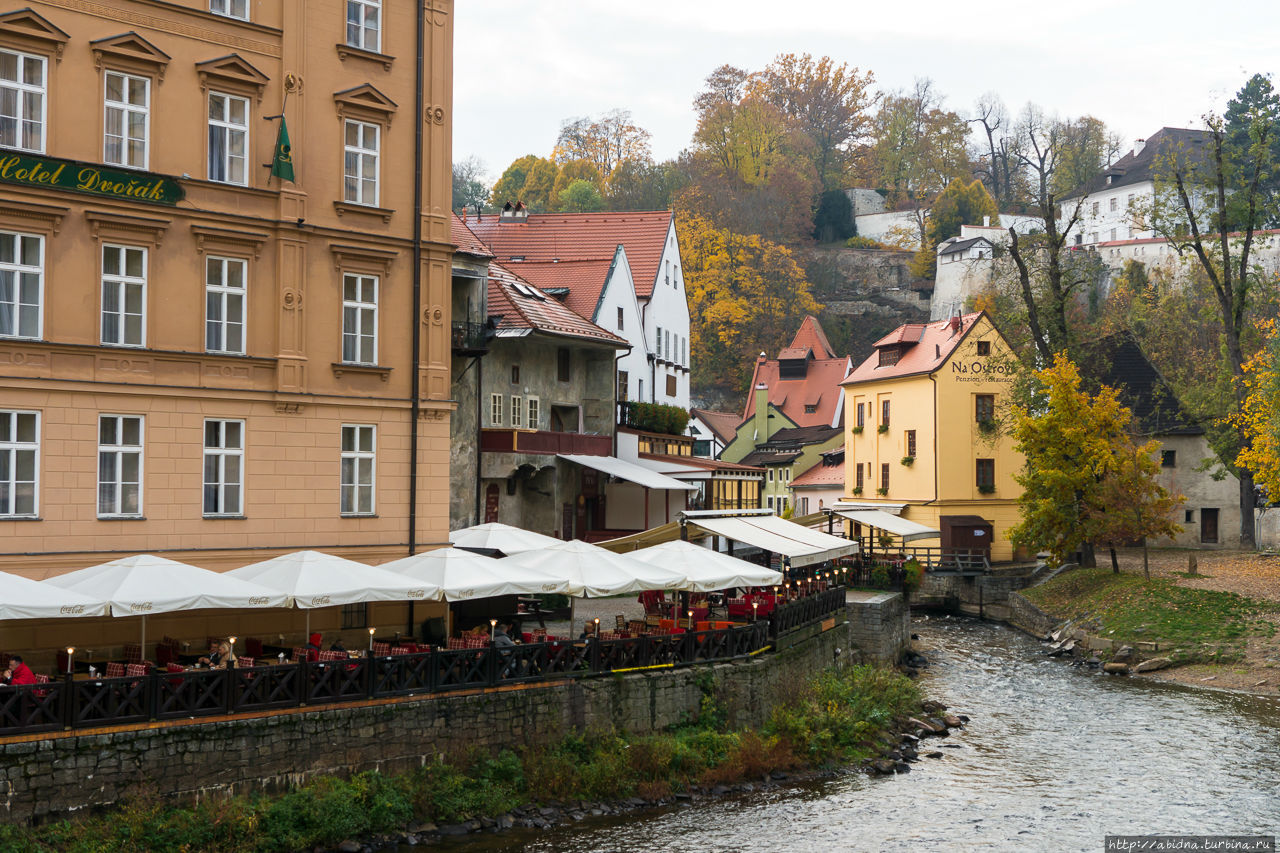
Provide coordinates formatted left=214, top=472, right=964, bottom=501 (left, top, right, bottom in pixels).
left=558, top=454, right=697, bottom=491
left=836, top=510, right=941, bottom=543
left=689, top=514, right=858, bottom=567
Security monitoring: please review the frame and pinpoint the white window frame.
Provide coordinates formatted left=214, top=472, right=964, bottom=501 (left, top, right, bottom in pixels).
left=0, top=48, right=47, bottom=153
left=207, top=91, right=249, bottom=186
left=510, top=395, right=524, bottom=429
left=341, top=273, right=378, bottom=365
left=346, top=0, right=382, bottom=52
left=209, top=0, right=249, bottom=20
left=0, top=410, right=39, bottom=517
left=490, top=393, right=504, bottom=426
left=98, top=414, right=143, bottom=518
left=0, top=230, right=43, bottom=340
left=343, top=119, right=380, bottom=206
left=202, top=419, right=244, bottom=517
left=340, top=424, right=376, bottom=516
left=205, top=256, right=246, bottom=355
left=103, top=71, right=149, bottom=169
left=526, top=397, right=540, bottom=430
left=101, top=244, right=146, bottom=348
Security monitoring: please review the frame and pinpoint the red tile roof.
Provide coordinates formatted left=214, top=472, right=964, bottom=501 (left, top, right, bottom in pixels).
left=451, top=212, right=493, bottom=258
left=486, top=263, right=628, bottom=347
left=789, top=315, right=836, bottom=358
left=690, top=408, right=740, bottom=444
left=873, top=324, right=926, bottom=346
left=790, top=457, right=845, bottom=487
left=503, top=256, right=616, bottom=322
left=463, top=210, right=674, bottom=299
left=740, top=316, right=850, bottom=429
left=843, top=313, right=982, bottom=386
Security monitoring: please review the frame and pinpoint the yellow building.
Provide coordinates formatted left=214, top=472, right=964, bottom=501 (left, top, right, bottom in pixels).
left=840, top=312, right=1024, bottom=561
left=0, top=1, right=455, bottom=649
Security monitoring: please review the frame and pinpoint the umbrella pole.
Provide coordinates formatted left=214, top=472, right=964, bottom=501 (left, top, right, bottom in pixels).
left=570, top=597, right=576, bottom=639
left=305, top=610, right=310, bottom=643
left=140, top=614, right=146, bottom=660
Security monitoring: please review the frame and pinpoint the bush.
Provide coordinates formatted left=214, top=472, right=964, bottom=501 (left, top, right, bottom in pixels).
left=902, top=558, right=923, bottom=592
left=845, top=235, right=886, bottom=251
left=625, top=402, right=690, bottom=436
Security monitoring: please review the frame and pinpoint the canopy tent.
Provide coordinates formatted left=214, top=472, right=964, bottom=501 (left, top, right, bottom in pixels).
left=497, top=539, right=684, bottom=597
left=688, top=514, right=858, bottom=567
left=448, top=522, right=561, bottom=556
left=226, top=550, right=438, bottom=608
left=379, top=547, right=571, bottom=602
left=557, top=454, right=698, bottom=491
left=43, top=554, right=289, bottom=653
left=835, top=509, right=941, bottom=543
left=0, top=571, right=110, bottom=620
left=628, top=541, right=783, bottom=593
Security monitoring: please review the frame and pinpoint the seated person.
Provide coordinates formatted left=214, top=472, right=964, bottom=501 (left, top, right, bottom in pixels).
left=306, top=632, right=323, bottom=652
left=1, top=655, right=36, bottom=686
left=197, top=641, right=222, bottom=667
left=492, top=622, right=517, bottom=649
left=210, top=642, right=237, bottom=670
left=578, top=622, right=597, bottom=642
left=330, top=637, right=346, bottom=652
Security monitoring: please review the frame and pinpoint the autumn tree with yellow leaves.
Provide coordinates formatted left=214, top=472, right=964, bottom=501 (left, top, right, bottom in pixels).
left=1236, top=319, right=1280, bottom=502
left=1010, top=355, right=1182, bottom=570
left=676, top=214, right=822, bottom=394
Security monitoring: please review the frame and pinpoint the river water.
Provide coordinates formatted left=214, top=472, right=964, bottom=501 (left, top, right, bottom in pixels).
left=425, top=617, right=1280, bottom=852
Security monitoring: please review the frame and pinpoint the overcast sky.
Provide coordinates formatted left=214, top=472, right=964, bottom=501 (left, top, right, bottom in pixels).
left=454, top=0, right=1277, bottom=183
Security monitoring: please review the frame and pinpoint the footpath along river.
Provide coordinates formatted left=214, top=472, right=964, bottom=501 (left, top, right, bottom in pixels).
left=420, top=617, right=1280, bottom=852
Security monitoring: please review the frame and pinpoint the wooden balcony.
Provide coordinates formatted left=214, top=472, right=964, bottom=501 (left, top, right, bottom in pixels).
left=480, top=428, right=612, bottom=456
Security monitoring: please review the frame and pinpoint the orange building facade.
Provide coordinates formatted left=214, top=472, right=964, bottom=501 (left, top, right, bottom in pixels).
left=0, top=0, right=456, bottom=593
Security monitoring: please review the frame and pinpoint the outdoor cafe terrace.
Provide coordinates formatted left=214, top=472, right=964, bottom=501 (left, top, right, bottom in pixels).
left=0, top=520, right=869, bottom=739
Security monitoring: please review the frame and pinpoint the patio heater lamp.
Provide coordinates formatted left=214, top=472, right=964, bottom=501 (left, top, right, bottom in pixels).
left=593, top=617, right=600, bottom=639
left=228, top=636, right=236, bottom=657
left=490, top=618, right=498, bottom=643
left=65, top=647, right=75, bottom=676
left=751, top=602, right=758, bottom=623
left=369, top=626, right=376, bottom=654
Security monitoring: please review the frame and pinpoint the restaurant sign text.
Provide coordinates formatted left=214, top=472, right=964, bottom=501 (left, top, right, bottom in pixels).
left=0, top=150, right=185, bottom=206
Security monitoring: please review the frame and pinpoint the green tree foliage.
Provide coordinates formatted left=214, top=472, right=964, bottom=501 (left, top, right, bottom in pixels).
left=1010, top=354, right=1182, bottom=568
left=1224, top=72, right=1280, bottom=226
left=606, top=158, right=687, bottom=211
left=677, top=214, right=822, bottom=394
left=551, top=159, right=605, bottom=210
left=490, top=154, right=560, bottom=211
left=869, top=79, right=971, bottom=205
left=910, top=178, right=999, bottom=278
left=557, top=179, right=605, bottom=213
left=812, top=189, right=855, bottom=243
left=452, top=156, right=489, bottom=213
left=1047, top=115, right=1122, bottom=198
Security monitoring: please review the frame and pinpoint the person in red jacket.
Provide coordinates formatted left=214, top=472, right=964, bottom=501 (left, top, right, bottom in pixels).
left=1, top=655, right=37, bottom=686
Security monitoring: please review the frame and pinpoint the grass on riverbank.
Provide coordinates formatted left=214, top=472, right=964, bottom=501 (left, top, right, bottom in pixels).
left=0, top=665, right=921, bottom=853
left=1022, top=568, right=1280, bottom=662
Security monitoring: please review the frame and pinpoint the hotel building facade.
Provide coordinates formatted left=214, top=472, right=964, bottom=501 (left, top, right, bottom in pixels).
left=0, top=0, right=456, bottom=614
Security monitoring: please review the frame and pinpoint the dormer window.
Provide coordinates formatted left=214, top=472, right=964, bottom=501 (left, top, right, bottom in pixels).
left=877, top=347, right=901, bottom=367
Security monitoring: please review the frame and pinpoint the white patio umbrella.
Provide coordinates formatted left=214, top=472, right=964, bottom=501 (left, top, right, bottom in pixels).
left=448, top=522, right=561, bottom=556
left=227, top=550, right=438, bottom=639
left=42, top=554, right=289, bottom=654
left=379, top=547, right=570, bottom=601
left=629, top=540, right=784, bottom=593
left=498, top=540, right=686, bottom=635
left=0, top=571, right=109, bottom=620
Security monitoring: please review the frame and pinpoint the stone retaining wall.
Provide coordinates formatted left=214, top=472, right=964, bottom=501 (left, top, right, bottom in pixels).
left=846, top=592, right=910, bottom=665
left=1007, top=592, right=1059, bottom=638
left=2, top=609, right=874, bottom=825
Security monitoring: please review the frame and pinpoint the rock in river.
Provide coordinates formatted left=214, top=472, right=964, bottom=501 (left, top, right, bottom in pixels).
left=1134, top=657, right=1173, bottom=673
left=1103, top=662, right=1131, bottom=675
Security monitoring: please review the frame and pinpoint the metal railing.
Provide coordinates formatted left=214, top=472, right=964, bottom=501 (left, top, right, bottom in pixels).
left=0, top=622, right=774, bottom=738
left=771, top=586, right=847, bottom=639
left=450, top=321, right=491, bottom=354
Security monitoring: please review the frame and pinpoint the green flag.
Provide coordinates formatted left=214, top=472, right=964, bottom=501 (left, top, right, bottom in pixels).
left=271, top=117, right=295, bottom=183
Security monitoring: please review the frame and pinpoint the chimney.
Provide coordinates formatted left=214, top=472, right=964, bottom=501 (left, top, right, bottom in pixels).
left=983, top=216, right=990, bottom=227
left=500, top=201, right=529, bottom=223
left=1134, top=138, right=1146, bottom=156
left=755, top=383, right=770, bottom=443
left=948, top=313, right=961, bottom=335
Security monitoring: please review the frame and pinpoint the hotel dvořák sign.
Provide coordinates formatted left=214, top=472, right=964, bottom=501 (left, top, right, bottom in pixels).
left=0, top=151, right=185, bottom=206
